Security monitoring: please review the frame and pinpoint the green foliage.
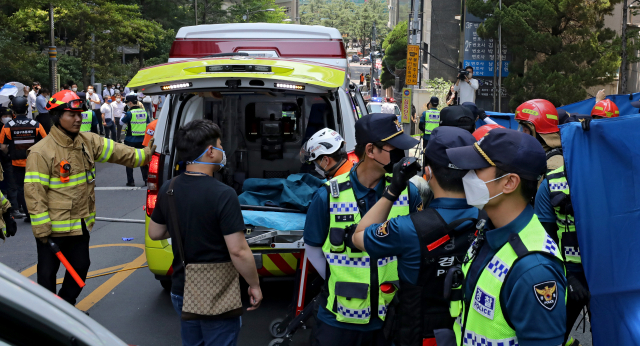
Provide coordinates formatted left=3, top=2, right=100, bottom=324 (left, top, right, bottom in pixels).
left=468, top=0, right=631, bottom=109
left=423, top=78, right=451, bottom=111
left=381, top=21, right=407, bottom=89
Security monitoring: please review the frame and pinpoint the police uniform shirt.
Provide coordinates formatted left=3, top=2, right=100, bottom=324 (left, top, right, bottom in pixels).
left=363, top=197, right=478, bottom=284
left=464, top=205, right=567, bottom=346
left=304, top=165, right=422, bottom=331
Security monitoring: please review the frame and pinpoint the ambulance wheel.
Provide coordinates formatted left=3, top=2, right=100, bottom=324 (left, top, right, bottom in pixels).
left=268, top=338, right=284, bottom=346
left=269, top=318, right=286, bottom=338
left=160, top=279, right=172, bottom=291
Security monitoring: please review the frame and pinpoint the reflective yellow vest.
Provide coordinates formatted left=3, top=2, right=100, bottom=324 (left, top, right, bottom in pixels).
left=129, top=109, right=148, bottom=136
left=547, top=165, right=580, bottom=263
left=80, top=111, right=93, bottom=132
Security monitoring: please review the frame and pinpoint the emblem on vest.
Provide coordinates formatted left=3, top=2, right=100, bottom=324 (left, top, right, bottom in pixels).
left=533, top=281, right=558, bottom=311
left=473, top=287, right=495, bottom=320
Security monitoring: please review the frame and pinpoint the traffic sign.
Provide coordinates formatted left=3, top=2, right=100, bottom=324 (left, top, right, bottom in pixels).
left=406, top=45, right=420, bottom=85
left=401, top=88, right=412, bottom=123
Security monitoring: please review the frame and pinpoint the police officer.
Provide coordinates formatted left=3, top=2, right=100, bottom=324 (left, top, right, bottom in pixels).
left=438, top=105, right=476, bottom=134
left=419, top=96, right=440, bottom=147
left=352, top=126, right=482, bottom=346
left=303, top=113, right=422, bottom=346
left=119, top=94, right=150, bottom=187
left=445, top=128, right=567, bottom=346
left=76, top=92, right=99, bottom=134
left=515, top=99, right=564, bottom=171
left=25, top=89, right=156, bottom=306
left=301, top=128, right=353, bottom=180
left=0, top=96, right=47, bottom=223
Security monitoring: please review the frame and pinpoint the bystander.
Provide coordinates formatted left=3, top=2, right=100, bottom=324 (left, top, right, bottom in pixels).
left=35, top=87, right=52, bottom=133
left=101, top=99, right=117, bottom=141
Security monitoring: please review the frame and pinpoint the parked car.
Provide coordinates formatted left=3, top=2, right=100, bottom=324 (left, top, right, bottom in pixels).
left=351, top=55, right=360, bottom=62
left=360, top=57, right=371, bottom=65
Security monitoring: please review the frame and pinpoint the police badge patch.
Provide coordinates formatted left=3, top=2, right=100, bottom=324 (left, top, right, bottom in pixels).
left=375, top=221, right=390, bottom=238
left=533, top=281, right=558, bottom=311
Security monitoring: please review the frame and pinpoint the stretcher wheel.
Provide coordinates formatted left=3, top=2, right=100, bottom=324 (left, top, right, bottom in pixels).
left=269, top=318, right=286, bottom=338
left=268, top=338, right=284, bottom=346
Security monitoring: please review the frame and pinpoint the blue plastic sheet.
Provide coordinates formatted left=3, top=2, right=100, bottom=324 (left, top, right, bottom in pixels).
left=560, top=116, right=640, bottom=345
left=242, top=210, right=306, bottom=231
left=238, top=173, right=325, bottom=212
left=477, top=111, right=519, bottom=130
left=559, top=92, right=640, bottom=116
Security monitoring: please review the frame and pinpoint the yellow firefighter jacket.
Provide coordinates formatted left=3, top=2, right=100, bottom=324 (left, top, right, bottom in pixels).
left=25, top=125, right=152, bottom=238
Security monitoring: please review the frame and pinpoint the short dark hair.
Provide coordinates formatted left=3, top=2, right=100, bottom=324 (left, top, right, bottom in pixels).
left=40, top=87, right=50, bottom=95
left=175, top=119, right=222, bottom=162
left=465, top=66, right=473, bottom=72
left=495, top=168, right=538, bottom=203
left=426, top=161, right=466, bottom=193
left=354, top=141, right=385, bottom=161
left=32, top=81, right=40, bottom=86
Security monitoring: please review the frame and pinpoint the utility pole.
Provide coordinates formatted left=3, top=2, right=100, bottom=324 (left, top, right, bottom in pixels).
left=371, top=22, right=376, bottom=96
left=498, top=0, right=502, bottom=112
left=49, top=3, right=57, bottom=93
left=90, top=33, right=95, bottom=86
left=621, top=0, right=629, bottom=94
left=195, top=0, right=198, bottom=25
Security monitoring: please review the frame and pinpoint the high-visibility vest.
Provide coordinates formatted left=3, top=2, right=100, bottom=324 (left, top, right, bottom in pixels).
left=80, top=111, right=93, bottom=132
left=452, top=214, right=565, bottom=345
left=129, top=109, right=148, bottom=137
left=423, top=109, right=440, bottom=136
left=547, top=165, right=580, bottom=263
left=321, top=173, right=408, bottom=324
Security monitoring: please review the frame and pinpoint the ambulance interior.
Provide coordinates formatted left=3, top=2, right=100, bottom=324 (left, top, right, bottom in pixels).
left=162, top=89, right=355, bottom=196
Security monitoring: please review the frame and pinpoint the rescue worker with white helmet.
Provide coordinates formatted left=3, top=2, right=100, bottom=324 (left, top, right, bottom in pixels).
left=301, top=128, right=353, bottom=180
left=25, top=89, right=156, bottom=306
left=534, top=92, right=620, bottom=346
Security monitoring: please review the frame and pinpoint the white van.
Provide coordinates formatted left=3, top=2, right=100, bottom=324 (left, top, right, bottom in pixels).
left=134, top=24, right=369, bottom=287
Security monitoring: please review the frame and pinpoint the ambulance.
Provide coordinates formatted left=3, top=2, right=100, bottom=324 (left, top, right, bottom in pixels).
left=132, top=23, right=368, bottom=290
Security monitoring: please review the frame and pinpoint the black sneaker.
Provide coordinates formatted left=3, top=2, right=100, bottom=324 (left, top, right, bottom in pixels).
left=10, top=210, right=24, bottom=220
left=126, top=182, right=135, bottom=187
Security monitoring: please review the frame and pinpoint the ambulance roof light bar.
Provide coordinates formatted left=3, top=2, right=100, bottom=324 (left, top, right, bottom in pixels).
left=161, top=82, right=193, bottom=91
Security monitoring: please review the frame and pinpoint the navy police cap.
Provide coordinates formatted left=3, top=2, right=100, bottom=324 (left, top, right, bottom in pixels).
left=355, top=113, right=419, bottom=150
left=425, top=127, right=476, bottom=168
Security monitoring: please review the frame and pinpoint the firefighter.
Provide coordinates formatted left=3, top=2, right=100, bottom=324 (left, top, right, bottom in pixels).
left=0, top=96, right=48, bottom=223
left=303, top=113, right=422, bottom=346
left=120, top=94, right=150, bottom=187
left=25, top=90, right=156, bottom=306
left=300, top=128, right=353, bottom=180
left=446, top=128, right=567, bottom=346
left=533, top=100, right=620, bottom=346
left=352, top=126, right=482, bottom=346
left=514, top=99, right=564, bottom=171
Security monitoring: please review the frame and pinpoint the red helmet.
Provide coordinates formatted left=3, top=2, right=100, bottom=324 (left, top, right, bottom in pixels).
left=515, top=99, right=559, bottom=134
left=472, top=124, right=505, bottom=141
left=591, top=99, right=619, bottom=118
left=46, top=90, right=86, bottom=112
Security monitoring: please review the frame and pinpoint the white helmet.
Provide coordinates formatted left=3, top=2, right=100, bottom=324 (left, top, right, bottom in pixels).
left=300, top=128, right=345, bottom=163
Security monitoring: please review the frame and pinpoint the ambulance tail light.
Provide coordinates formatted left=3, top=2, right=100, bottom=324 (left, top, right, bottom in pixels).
left=347, top=151, right=359, bottom=164
left=146, top=153, right=161, bottom=217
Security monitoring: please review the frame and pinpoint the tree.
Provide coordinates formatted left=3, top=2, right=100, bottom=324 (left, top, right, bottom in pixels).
left=381, top=21, right=407, bottom=89
left=468, top=0, right=639, bottom=109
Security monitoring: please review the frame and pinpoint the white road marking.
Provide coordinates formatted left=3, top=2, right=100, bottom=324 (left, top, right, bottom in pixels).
left=95, top=187, right=143, bottom=191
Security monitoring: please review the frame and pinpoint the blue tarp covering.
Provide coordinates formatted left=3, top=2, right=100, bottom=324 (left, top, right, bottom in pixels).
left=558, top=92, right=640, bottom=116
left=560, top=116, right=640, bottom=345
left=238, top=173, right=325, bottom=212
left=478, top=111, right=518, bottom=130
left=242, top=210, right=306, bottom=231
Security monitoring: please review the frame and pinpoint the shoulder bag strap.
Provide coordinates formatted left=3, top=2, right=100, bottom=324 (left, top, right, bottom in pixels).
left=167, top=176, right=187, bottom=267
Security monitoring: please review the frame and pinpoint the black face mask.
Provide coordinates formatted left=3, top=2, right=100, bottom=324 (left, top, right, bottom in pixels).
left=374, top=147, right=405, bottom=173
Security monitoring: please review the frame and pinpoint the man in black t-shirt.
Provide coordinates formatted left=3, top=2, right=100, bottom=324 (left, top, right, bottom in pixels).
left=149, top=119, right=262, bottom=346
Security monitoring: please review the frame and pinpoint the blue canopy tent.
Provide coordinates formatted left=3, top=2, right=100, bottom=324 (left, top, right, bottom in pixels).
left=559, top=92, right=640, bottom=116
left=560, top=115, right=640, bottom=345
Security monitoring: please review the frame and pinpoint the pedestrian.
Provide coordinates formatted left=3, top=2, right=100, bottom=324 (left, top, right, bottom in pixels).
left=445, top=128, right=567, bottom=346
left=148, top=119, right=262, bottom=346
left=120, top=94, right=150, bottom=186
left=36, top=87, right=52, bottom=134
left=65, top=81, right=75, bottom=91
left=113, top=95, right=125, bottom=142
left=102, top=83, right=115, bottom=102
left=352, top=127, right=481, bottom=346
left=123, top=81, right=131, bottom=96
left=303, top=113, right=422, bottom=346
left=515, top=99, right=563, bottom=172
left=70, top=83, right=78, bottom=93
left=101, top=98, right=117, bottom=141
left=139, top=91, right=153, bottom=119
left=453, top=66, right=479, bottom=104
left=85, top=86, right=103, bottom=135
left=445, top=85, right=458, bottom=106
left=26, top=89, right=155, bottom=306
left=28, top=82, right=40, bottom=119
left=77, top=92, right=99, bottom=134
left=360, top=73, right=364, bottom=85
left=419, top=96, right=441, bottom=150
left=0, top=96, right=47, bottom=223
left=0, top=107, right=21, bottom=220
left=300, top=128, right=353, bottom=179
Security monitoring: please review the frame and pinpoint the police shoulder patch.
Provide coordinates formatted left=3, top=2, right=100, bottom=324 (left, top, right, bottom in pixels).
left=375, top=221, right=390, bottom=238
left=533, top=281, right=558, bottom=311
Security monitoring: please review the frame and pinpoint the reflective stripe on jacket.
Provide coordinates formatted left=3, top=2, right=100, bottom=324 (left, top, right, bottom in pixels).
left=547, top=165, right=580, bottom=263
left=25, top=125, right=152, bottom=238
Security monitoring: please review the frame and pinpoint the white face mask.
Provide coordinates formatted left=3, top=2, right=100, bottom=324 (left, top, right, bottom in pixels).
left=116, top=98, right=121, bottom=102
left=72, top=87, right=77, bottom=92
left=88, top=89, right=93, bottom=94
left=1, top=117, right=11, bottom=124
left=462, top=170, right=510, bottom=210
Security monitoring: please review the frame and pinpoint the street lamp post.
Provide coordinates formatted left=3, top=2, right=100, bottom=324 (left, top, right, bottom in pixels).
left=49, top=3, right=57, bottom=93
left=243, top=8, right=275, bottom=21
